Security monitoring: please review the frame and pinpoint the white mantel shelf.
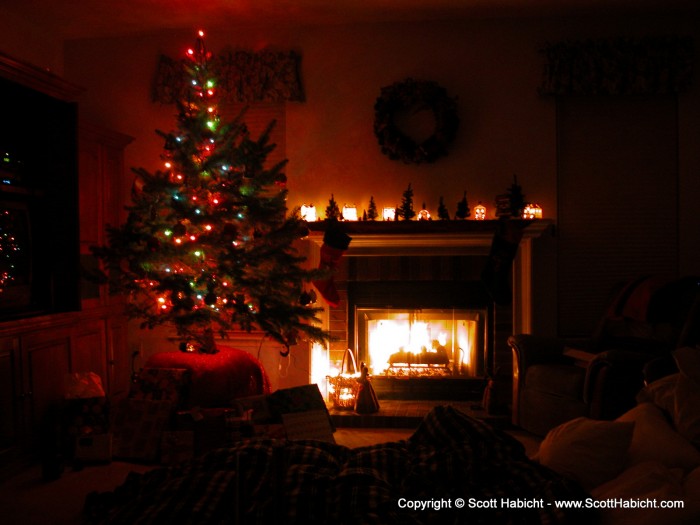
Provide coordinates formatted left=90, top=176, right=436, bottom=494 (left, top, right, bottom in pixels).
left=306, top=219, right=553, bottom=256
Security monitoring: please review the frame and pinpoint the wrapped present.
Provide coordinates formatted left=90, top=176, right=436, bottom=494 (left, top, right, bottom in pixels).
left=75, top=433, right=112, bottom=463
left=64, top=396, right=110, bottom=436
left=129, top=368, right=192, bottom=408
left=112, top=399, right=174, bottom=462
left=65, top=372, right=106, bottom=399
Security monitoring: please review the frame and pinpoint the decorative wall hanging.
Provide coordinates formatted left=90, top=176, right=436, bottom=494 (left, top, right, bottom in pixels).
left=152, top=50, right=304, bottom=104
left=539, top=36, right=694, bottom=96
left=373, top=78, right=459, bottom=164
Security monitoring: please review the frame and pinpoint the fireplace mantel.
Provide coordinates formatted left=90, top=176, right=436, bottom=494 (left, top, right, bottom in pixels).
left=305, top=219, right=553, bottom=335
left=306, top=219, right=553, bottom=256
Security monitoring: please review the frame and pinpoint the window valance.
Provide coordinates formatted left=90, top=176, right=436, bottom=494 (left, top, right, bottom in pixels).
left=152, top=50, right=304, bottom=104
left=539, top=37, right=694, bottom=96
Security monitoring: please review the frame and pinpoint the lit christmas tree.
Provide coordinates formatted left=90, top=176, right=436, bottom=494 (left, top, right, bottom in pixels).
left=92, top=31, right=327, bottom=355
left=0, top=210, right=20, bottom=292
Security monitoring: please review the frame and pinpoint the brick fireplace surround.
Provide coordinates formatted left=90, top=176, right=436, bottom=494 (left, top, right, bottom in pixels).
left=304, top=220, right=552, bottom=407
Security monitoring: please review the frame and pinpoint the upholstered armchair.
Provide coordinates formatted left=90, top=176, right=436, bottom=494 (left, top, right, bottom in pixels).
left=510, top=275, right=700, bottom=436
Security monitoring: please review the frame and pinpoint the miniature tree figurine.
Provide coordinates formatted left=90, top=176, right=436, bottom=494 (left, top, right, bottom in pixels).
left=397, top=183, right=415, bottom=221
left=437, top=196, right=450, bottom=220
left=455, top=191, right=470, bottom=219
left=507, top=175, right=526, bottom=218
left=367, top=196, right=378, bottom=221
left=325, top=194, right=341, bottom=221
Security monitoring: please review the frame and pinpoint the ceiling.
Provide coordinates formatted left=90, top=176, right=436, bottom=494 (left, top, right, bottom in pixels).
left=6, top=0, right=700, bottom=41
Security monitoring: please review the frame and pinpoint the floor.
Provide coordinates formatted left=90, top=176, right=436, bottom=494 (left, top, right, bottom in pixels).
left=329, top=398, right=506, bottom=428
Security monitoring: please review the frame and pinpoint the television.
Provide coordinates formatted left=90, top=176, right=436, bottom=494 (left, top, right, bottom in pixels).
left=0, top=74, right=80, bottom=321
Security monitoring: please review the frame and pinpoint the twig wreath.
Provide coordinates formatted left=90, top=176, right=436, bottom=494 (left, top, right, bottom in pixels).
left=373, top=78, right=459, bottom=164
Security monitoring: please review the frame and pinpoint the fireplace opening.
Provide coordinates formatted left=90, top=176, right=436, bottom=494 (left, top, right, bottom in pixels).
left=348, top=280, right=493, bottom=400
left=357, top=308, right=486, bottom=379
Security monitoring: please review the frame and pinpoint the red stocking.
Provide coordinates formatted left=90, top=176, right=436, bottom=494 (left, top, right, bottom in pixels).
left=313, top=227, right=351, bottom=307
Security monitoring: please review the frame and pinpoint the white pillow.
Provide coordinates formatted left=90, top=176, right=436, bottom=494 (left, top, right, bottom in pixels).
left=590, top=462, right=684, bottom=525
left=538, top=417, right=634, bottom=491
left=617, top=403, right=700, bottom=472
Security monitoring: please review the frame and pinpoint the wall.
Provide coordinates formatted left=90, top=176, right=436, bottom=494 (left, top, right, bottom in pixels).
left=0, top=10, right=64, bottom=74
left=6, top=12, right=700, bottom=379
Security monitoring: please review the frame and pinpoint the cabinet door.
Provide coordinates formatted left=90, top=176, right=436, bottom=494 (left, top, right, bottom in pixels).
left=0, top=337, right=20, bottom=456
left=107, top=315, right=130, bottom=398
left=21, top=329, right=71, bottom=440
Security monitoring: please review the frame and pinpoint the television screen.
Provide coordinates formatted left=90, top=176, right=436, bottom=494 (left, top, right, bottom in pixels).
left=0, top=74, right=80, bottom=321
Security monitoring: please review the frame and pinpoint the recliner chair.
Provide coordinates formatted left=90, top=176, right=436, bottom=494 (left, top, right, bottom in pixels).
left=510, top=275, right=700, bottom=436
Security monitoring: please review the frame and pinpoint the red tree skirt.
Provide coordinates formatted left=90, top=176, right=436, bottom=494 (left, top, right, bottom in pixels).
left=145, top=346, right=271, bottom=408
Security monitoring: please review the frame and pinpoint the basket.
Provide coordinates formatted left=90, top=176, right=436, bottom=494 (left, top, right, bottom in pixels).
left=327, top=348, right=361, bottom=410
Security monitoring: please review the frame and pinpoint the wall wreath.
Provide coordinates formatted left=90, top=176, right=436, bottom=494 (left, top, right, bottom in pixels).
left=373, top=78, right=459, bottom=164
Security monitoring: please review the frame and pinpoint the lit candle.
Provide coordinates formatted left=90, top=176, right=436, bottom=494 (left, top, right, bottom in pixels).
left=474, top=203, right=487, bottom=220
left=383, top=207, right=396, bottom=221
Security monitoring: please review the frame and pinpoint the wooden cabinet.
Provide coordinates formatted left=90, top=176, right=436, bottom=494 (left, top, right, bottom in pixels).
left=0, top=126, right=132, bottom=469
left=0, top=52, right=134, bottom=472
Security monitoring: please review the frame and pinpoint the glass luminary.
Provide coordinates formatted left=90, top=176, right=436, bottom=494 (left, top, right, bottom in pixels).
left=300, top=204, right=317, bottom=222
left=342, top=204, right=358, bottom=221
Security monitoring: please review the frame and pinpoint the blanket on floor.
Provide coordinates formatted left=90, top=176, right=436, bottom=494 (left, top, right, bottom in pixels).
left=85, top=406, right=595, bottom=525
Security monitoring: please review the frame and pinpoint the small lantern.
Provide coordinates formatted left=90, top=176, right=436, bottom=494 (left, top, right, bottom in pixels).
left=474, top=203, right=487, bottom=220
left=522, top=203, right=543, bottom=220
left=383, top=207, right=396, bottom=221
left=342, top=204, right=358, bottom=221
left=417, top=208, right=431, bottom=221
left=300, top=204, right=317, bottom=222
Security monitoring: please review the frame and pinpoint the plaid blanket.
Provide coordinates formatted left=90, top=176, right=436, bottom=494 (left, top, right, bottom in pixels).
left=86, top=406, right=596, bottom=525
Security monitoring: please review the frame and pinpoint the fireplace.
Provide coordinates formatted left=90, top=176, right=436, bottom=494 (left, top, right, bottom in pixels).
left=305, top=220, right=551, bottom=403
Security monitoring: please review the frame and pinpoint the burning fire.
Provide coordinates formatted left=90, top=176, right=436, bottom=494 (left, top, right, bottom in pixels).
left=366, top=312, right=478, bottom=377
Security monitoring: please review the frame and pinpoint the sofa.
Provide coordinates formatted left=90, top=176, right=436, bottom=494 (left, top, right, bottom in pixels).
left=534, top=346, right=700, bottom=525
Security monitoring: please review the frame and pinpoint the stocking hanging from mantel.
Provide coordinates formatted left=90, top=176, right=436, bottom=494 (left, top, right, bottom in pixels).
left=481, top=218, right=524, bottom=306
left=312, top=227, right=351, bottom=308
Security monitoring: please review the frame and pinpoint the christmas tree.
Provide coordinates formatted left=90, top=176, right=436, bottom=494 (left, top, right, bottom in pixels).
left=92, top=31, right=327, bottom=355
